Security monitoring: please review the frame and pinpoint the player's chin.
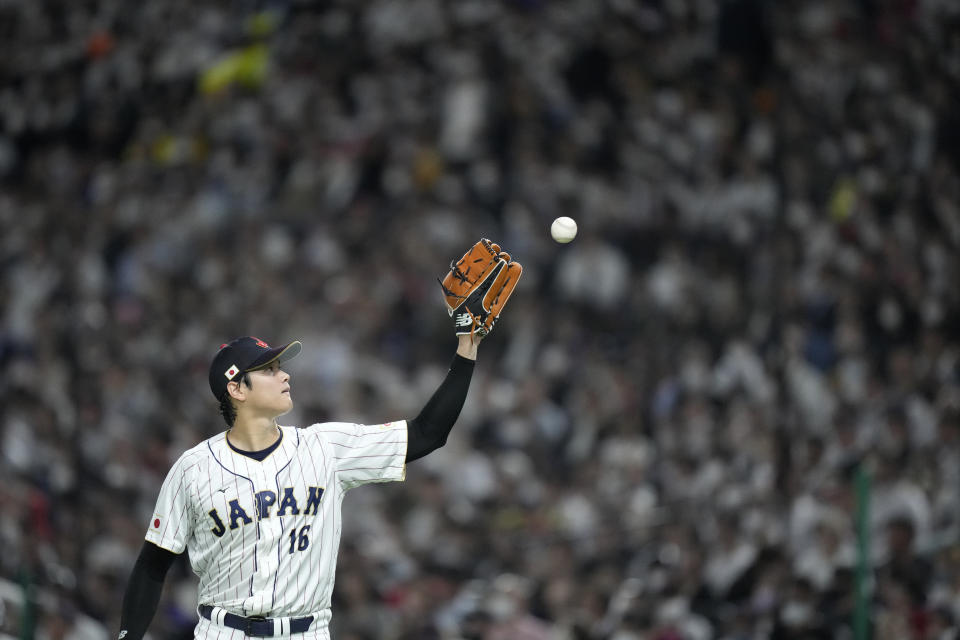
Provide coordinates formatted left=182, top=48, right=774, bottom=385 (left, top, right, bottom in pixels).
left=277, top=395, right=294, bottom=414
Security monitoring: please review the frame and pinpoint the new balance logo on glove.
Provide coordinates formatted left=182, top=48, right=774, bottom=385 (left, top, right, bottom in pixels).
left=455, top=313, right=474, bottom=328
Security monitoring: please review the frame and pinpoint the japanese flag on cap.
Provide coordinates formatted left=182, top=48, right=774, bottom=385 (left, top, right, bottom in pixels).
left=208, top=336, right=302, bottom=400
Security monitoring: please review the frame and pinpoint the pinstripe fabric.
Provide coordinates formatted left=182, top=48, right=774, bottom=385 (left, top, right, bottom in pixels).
left=146, top=421, right=407, bottom=636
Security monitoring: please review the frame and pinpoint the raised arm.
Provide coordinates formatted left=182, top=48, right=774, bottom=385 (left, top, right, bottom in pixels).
left=407, top=238, right=522, bottom=462
left=406, top=335, right=477, bottom=462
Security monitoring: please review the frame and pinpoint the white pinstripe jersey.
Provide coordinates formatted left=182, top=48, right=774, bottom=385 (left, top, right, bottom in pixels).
left=145, top=421, right=407, bottom=620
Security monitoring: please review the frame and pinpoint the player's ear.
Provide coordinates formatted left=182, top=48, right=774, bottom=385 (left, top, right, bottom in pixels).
left=227, top=379, right=246, bottom=402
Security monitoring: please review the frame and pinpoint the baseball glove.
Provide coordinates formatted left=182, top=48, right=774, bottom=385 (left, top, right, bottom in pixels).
left=439, top=238, right=522, bottom=338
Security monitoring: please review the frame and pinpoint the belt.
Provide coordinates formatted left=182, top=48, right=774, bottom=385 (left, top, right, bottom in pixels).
left=199, top=605, right=313, bottom=637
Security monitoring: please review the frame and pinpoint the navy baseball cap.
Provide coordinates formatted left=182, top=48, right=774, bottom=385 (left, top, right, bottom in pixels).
left=209, top=336, right=302, bottom=400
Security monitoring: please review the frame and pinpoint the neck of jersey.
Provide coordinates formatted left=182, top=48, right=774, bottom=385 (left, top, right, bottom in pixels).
left=226, top=430, right=283, bottom=461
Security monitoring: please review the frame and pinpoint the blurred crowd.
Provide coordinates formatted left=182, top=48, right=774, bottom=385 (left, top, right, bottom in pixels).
left=2, top=0, right=960, bottom=638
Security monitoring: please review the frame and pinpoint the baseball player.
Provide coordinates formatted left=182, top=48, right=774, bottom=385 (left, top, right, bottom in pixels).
left=117, top=240, right=521, bottom=639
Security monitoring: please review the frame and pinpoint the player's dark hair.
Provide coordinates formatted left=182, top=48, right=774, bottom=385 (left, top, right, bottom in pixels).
left=218, top=373, right=251, bottom=426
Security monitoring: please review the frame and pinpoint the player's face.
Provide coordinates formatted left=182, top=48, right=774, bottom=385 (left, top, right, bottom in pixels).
left=245, top=361, right=293, bottom=418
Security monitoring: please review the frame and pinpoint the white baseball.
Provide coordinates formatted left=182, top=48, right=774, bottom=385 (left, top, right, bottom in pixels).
left=551, top=216, right=577, bottom=243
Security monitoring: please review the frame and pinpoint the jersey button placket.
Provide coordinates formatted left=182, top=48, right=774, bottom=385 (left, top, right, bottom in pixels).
left=250, top=469, right=281, bottom=607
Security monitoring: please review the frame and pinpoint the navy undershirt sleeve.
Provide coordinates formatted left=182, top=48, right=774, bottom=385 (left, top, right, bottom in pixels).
left=118, top=541, right=178, bottom=640
left=406, top=354, right=475, bottom=462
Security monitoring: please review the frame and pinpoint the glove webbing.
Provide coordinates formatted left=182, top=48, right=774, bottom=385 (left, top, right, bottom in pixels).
left=437, top=277, right=466, bottom=303
left=439, top=256, right=500, bottom=305
left=450, top=260, right=471, bottom=284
